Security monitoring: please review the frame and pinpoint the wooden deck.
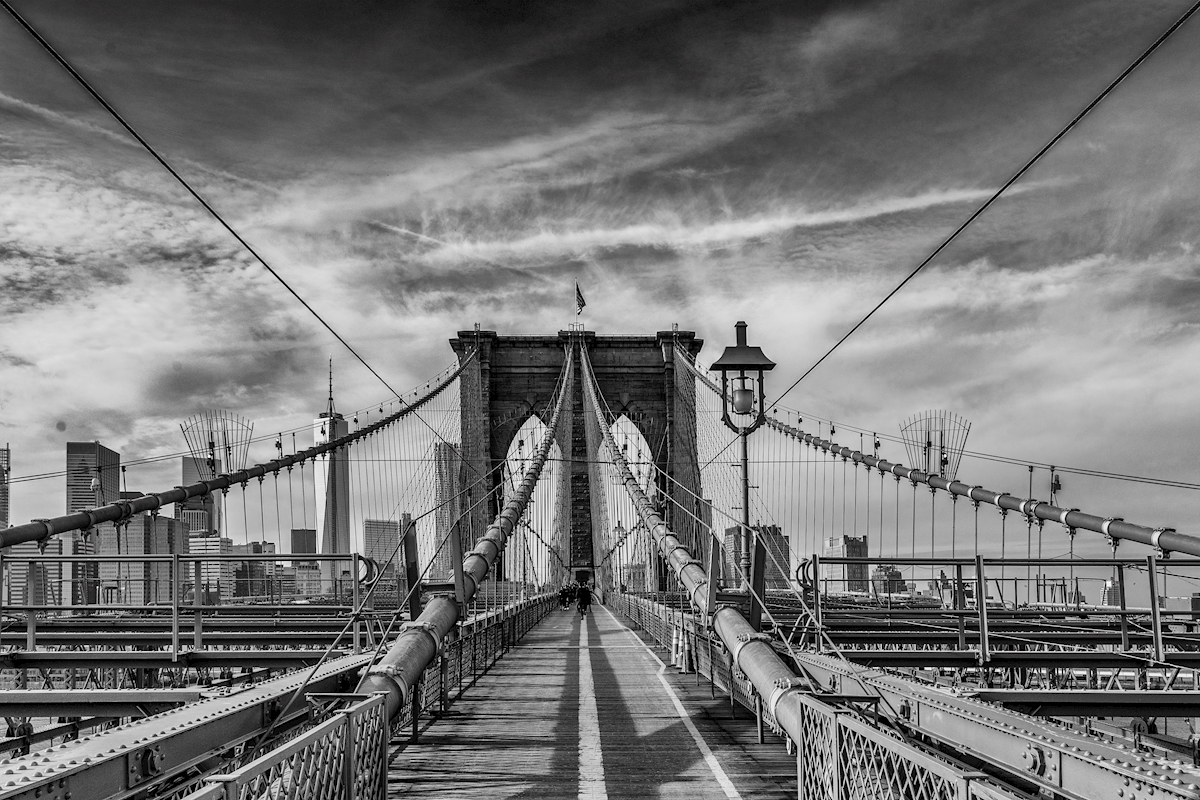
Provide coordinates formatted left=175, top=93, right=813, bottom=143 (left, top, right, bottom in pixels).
left=387, top=602, right=796, bottom=799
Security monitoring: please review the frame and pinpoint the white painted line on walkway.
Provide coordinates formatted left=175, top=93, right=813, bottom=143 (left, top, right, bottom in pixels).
left=600, top=605, right=743, bottom=800
left=522, top=645, right=645, bottom=649
left=578, top=617, right=609, bottom=800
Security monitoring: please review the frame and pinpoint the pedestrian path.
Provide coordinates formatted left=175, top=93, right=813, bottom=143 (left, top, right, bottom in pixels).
left=387, top=602, right=796, bottom=799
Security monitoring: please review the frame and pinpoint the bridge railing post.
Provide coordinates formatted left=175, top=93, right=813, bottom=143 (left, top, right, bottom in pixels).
left=812, top=553, right=823, bottom=636
left=352, top=555, right=362, bottom=655
left=954, top=562, right=967, bottom=651
left=1147, top=555, right=1165, bottom=664
left=171, top=553, right=180, bottom=662
left=1116, top=563, right=1131, bottom=652
left=974, top=556, right=990, bottom=666
left=192, top=558, right=203, bottom=651
left=795, top=694, right=843, bottom=800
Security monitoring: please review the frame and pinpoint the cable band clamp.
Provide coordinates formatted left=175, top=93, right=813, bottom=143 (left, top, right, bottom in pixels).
left=768, top=677, right=807, bottom=719
left=1152, top=528, right=1176, bottom=557
left=730, top=631, right=773, bottom=671
left=398, top=621, right=443, bottom=656
left=364, top=663, right=412, bottom=700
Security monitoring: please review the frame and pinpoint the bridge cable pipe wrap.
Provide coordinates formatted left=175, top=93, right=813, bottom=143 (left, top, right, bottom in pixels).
left=578, top=348, right=812, bottom=745
left=1, top=352, right=476, bottom=550
left=359, top=347, right=573, bottom=720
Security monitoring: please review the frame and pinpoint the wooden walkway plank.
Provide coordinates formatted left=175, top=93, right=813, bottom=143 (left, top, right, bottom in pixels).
left=387, top=602, right=796, bottom=799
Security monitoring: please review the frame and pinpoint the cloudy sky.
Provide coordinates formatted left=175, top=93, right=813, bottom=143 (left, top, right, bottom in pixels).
left=2, top=0, right=1199, bottom=543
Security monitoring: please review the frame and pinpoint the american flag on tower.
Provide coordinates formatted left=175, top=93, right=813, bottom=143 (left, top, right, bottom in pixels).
left=575, top=282, right=586, bottom=315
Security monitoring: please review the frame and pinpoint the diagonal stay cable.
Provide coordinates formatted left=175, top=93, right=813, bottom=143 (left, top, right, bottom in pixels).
left=248, top=461, right=508, bottom=757
left=0, top=0, right=401, bottom=399
left=769, top=0, right=1200, bottom=407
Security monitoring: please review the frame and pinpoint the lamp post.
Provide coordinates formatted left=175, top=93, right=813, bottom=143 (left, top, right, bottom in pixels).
left=710, top=321, right=776, bottom=589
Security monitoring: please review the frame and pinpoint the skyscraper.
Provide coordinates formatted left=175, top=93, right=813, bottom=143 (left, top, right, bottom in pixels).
left=177, top=456, right=222, bottom=537
left=66, top=441, right=120, bottom=606
left=822, top=534, right=869, bottom=593
left=0, top=445, right=41, bottom=607
left=290, top=527, right=321, bottom=598
left=722, top=523, right=792, bottom=590
left=232, top=541, right=276, bottom=597
left=1, top=445, right=57, bottom=607
left=363, top=519, right=402, bottom=580
left=189, top=532, right=234, bottom=603
left=314, top=373, right=350, bottom=587
left=111, top=513, right=189, bottom=605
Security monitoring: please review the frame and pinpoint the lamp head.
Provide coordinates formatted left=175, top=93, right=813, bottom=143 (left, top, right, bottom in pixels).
left=710, top=321, right=776, bottom=375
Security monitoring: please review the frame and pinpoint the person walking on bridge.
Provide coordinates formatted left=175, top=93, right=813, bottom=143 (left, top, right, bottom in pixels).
left=576, top=583, right=592, bottom=617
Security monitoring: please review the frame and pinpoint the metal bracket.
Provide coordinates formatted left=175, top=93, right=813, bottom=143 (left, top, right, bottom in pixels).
left=128, top=744, right=166, bottom=787
left=364, top=663, right=412, bottom=701
left=398, top=620, right=443, bottom=656
left=767, top=677, right=806, bottom=719
left=730, top=631, right=772, bottom=670
left=1152, top=528, right=1175, bottom=558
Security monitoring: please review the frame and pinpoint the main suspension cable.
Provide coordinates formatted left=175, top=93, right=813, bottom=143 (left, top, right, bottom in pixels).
left=0, top=0, right=402, bottom=399
left=769, top=0, right=1200, bottom=405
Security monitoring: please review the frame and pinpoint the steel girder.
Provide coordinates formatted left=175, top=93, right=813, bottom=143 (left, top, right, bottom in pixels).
left=834, top=649, right=1200, bottom=669
left=0, top=652, right=373, bottom=800
left=968, top=689, right=1200, bottom=717
left=0, top=689, right=201, bottom=718
left=0, top=649, right=343, bottom=670
left=781, top=643, right=1200, bottom=800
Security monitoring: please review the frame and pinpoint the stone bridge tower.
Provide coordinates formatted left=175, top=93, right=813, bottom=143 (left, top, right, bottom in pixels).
left=448, top=329, right=704, bottom=577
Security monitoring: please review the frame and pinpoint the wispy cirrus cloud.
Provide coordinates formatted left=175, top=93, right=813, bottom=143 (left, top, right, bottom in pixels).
left=416, top=186, right=1040, bottom=263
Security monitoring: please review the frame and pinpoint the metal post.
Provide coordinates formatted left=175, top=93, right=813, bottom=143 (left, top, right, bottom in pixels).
left=450, top=518, right=467, bottom=614
left=727, top=647, right=737, bottom=719
left=748, top=530, right=767, bottom=632
left=1116, top=563, right=1131, bottom=652
left=975, top=555, right=990, bottom=665
left=954, top=563, right=966, bottom=651
left=171, top=553, right=180, bottom=662
left=352, top=555, right=362, bottom=655
left=740, top=430, right=751, bottom=587
left=410, top=674, right=420, bottom=744
left=402, top=514, right=421, bottom=619
left=812, top=553, right=823, bottom=635
left=1148, top=555, right=1164, bottom=664
left=342, top=709, right=356, bottom=800
left=192, top=559, right=203, bottom=650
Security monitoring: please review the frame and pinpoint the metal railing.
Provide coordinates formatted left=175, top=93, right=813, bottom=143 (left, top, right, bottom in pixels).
left=613, top=593, right=1028, bottom=800
left=805, top=554, right=1190, bottom=665
left=391, top=594, right=556, bottom=740
left=174, top=595, right=554, bottom=800
left=0, top=552, right=376, bottom=658
left=180, top=694, right=387, bottom=800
